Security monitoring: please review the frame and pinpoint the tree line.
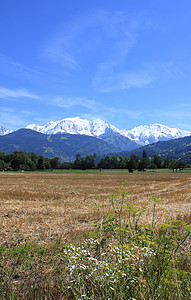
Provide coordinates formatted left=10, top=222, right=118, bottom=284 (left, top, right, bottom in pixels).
left=0, top=151, right=62, bottom=171
left=73, top=150, right=186, bottom=172
left=0, top=150, right=187, bottom=172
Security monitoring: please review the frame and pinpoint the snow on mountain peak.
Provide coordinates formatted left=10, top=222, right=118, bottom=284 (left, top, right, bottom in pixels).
left=120, top=123, right=191, bottom=145
left=0, top=126, right=13, bottom=136
left=25, top=117, right=119, bottom=137
left=1, top=117, right=191, bottom=156
left=25, top=118, right=191, bottom=146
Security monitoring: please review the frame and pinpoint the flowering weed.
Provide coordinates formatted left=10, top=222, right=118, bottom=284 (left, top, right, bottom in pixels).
left=0, top=190, right=190, bottom=299
left=62, top=191, right=191, bottom=299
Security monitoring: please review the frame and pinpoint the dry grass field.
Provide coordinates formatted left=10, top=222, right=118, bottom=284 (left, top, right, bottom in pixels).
left=0, top=172, right=191, bottom=245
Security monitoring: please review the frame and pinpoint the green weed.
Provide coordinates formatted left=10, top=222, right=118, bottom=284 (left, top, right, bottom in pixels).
left=0, top=191, right=190, bottom=299
left=63, top=191, right=191, bottom=299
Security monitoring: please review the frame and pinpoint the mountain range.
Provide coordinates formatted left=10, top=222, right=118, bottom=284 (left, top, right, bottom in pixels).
left=0, top=117, right=191, bottom=162
left=2, top=117, right=191, bottom=147
left=25, top=117, right=191, bottom=146
left=0, top=129, right=118, bottom=162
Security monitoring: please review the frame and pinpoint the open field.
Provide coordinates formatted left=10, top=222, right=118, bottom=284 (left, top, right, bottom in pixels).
left=45, top=168, right=191, bottom=174
left=0, top=172, right=191, bottom=299
left=0, top=172, right=191, bottom=245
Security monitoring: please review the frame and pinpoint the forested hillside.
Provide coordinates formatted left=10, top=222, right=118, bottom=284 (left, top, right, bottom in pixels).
left=0, top=129, right=116, bottom=161
left=112, top=135, right=191, bottom=165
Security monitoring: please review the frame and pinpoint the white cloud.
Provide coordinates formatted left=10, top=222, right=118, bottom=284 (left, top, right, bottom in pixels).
left=93, top=60, right=183, bottom=92
left=44, top=49, right=80, bottom=69
left=51, top=96, right=98, bottom=111
left=0, top=87, right=41, bottom=100
left=93, top=65, right=156, bottom=92
left=0, top=86, right=98, bottom=113
left=0, top=110, right=35, bottom=129
left=98, top=106, right=144, bottom=125
left=0, top=53, right=70, bottom=86
left=0, top=53, right=45, bottom=77
left=77, top=105, right=144, bottom=128
left=160, top=62, right=183, bottom=80
left=43, top=10, right=137, bottom=71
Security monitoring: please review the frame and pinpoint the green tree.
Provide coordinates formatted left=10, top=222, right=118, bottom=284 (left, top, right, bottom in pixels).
left=50, top=157, right=61, bottom=169
left=10, top=158, right=20, bottom=171
left=29, top=152, right=39, bottom=167
left=27, top=160, right=37, bottom=171
left=37, top=156, right=45, bottom=170
left=138, top=157, right=150, bottom=171
left=142, top=149, right=148, bottom=159
left=73, top=154, right=82, bottom=169
left=97, top=156, right=112, bottom=169
left=168, top=159, right=185, bottom=172
left=138, top=150, right=150, bottom=170
left=150, top=162, right=157, bottom=170
left=111, top=155, right=119, bottom=169
left=60, top=162, right=73, bottom=169
left=130, top=154, right=139, bottom=169
left=44, top=158, right=51, bottom=169
left=151, top=154, right=162, bottom=169
left=176, top=160, right=186, bottom=172
left=0, top=152, right=6, bottom=161
left=84, top=155, right=96, bottom=169
left=127, top=154, right=137, bottom=172
left=163, top=155, right=170, bottom=168
left=0, top=159, right=6, bottom=170
left=118, top=156, right=128, bottom=169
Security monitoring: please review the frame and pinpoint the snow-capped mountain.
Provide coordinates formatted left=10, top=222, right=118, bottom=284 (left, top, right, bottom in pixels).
left=26, top=117, right=191, bottom=147
left=26, top=117, right=120, bottom=137
left=26, top=117, right=138, bottom=152
left=1, top=118, right=191, bottom=152
left=0, top=126, right=13, bottom=136
left=120, top=124, right=191, bottom=146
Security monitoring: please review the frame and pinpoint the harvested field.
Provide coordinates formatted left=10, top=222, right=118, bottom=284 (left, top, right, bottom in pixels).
left=0, top=172, right=191, bottom=244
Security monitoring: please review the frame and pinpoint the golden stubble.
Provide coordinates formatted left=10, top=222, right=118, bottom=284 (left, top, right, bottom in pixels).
left=0, top=172, right=190, bottom=244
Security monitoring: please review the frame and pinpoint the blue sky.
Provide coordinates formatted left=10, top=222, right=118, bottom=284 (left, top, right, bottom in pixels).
left=1, top=0, right=191, bottom=131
